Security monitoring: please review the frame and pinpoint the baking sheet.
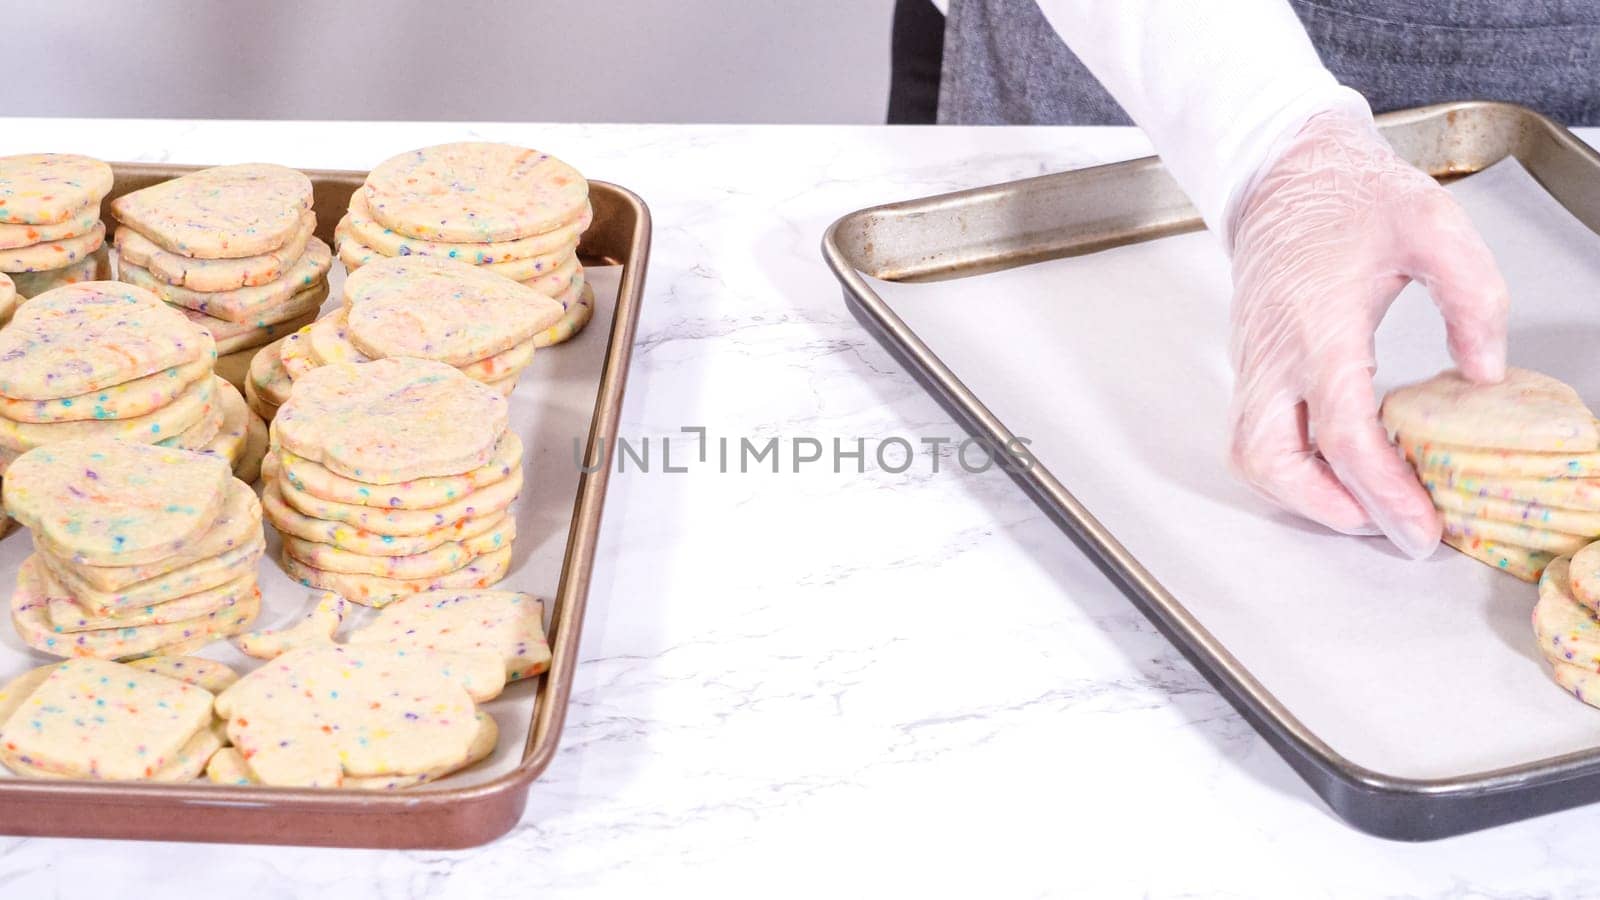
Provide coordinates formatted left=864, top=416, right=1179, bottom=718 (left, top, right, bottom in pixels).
left=868, top=157, right=1600, bottom=780
left=0, top=258, right=622, bottom=790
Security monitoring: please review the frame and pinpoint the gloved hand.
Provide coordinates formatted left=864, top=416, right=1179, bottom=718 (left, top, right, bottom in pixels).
left=1227, top=108, right=1510, bottom=558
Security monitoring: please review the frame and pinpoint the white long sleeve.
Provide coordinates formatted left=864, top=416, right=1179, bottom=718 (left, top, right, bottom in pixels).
left=1021, top=1, right=1370, bottom=243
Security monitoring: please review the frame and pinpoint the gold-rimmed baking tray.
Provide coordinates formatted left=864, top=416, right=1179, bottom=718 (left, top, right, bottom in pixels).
left=0, top=164, right=649, bottom=848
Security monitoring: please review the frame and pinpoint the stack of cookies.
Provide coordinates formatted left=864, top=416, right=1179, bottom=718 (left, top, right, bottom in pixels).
left=0, top=154, right=113, bottom=299
left=2, top=439, right=264, bottom=660
left=111, top=164, right=332, bottom=390
left=259, top=256, right=563, bottom=415
left=1384, top=367, right=1600, bottom=582
left=1532, top=549, right=1600, bottom=710
left=335, top=142, right=594, bottom=347
left=0, top=283, right=265, bottom=483
left=264, top=358, right=521, bottom=606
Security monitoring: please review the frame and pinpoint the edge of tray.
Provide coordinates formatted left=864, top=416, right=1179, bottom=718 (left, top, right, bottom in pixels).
left=822, top=100, right=1600, bottom=841
left=0, top=168, right=650, bottom=849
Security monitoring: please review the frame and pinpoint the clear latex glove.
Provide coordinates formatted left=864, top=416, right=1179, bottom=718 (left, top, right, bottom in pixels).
left=1228, top=109, right=1510, bottom=558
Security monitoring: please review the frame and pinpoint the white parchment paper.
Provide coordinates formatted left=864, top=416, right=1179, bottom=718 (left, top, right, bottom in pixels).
left=869, top=158, right=1600, bottom=779
left=0, top=262, right=621, bottom=789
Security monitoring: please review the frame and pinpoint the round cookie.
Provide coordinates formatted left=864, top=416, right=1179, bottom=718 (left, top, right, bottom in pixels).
left=160, top=392, right=224, bottom=451
left=263, top=481, right=510, bottom=556
left=119, top=237, right=332, bottom=323
left=1535, top=556, right=1600, bottom=668
left=0, top=336, right=214, bottom=424
left=342, top=256, right=562, bottom=365
left=0, top=206, right=99, bottom=252
left=281, top=544, right=513, bottom=606
left=274, top=357, right=509, bottom=483
left=533, top=281, right=595, bottom=348
left=115, top=211, right=316, bottom=292
left=273, top=461, right=522, bottom=536
left=518, top=253, right=583, bottom=300
left=343, top=187, right=588, bottom=263
left=362, top=142, right=588, bottom=242
left=109, top=163, right=313, bottom=259
left=305, top=313, right=368, bottom=367
left=275, top=430, right=521, bottom=509
left=4, top=438, right=232, bottom=566
left=12, top=556, right=261, bottom=660
left=276, top=322, right=324, bottom=380
left=282, top=517, right=514, bottom=579
left=55, top=478, right=260, bottom=593
left=0, top=154, right=113, bottom=226
left=1440, top=532, right=1553, bottom=583
left=1383, top=368, right=1600, bottom=453
left=459, top=338, right=535, bottom=383
left=0, top=282, right=209, bottom=400
left=1568, top=540, right=1600, bottom=612
left=0, top=371, right=215, bottom=453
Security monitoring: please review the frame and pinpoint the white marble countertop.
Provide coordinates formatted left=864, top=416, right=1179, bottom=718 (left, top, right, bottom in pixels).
left=0, top=119, right=1596, bottom=897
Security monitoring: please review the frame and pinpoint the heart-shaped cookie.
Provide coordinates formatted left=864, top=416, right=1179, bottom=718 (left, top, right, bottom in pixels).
left=1382, top=367, right=1600, bottom=453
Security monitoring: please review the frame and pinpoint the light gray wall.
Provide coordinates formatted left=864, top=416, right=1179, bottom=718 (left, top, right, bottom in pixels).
left=5, top=1, right=896, bottom=123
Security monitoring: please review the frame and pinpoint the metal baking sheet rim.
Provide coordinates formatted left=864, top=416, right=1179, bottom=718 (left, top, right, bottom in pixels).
left=823, top=101, right=1600, bottom=841
left=0, top=165, right=651, bottom=849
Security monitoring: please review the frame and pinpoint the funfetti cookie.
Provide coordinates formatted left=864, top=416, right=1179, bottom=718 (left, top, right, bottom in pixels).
left=184, top=283, right=325, bottom=355
left=0, top=657, right=213, bottom=779
left=342, top=187, right=590, bottom=263
left=0, top=206, right=99, bottom=251
left=1439, top=509, right=1589, bottom=555
left=348, top=588, right=551, bottom=681
left=282, top=518, right=514, bottom=579
left=362, top=142, right=588, bottom=243
left=0, top=371, right=215, bottom=454
left=1534, top=556, right=1600, bottom=668
left=0, top=154, right=113, bottom=226
left=206, top=710, right=498, bottom=790
left=274, top=358, right=509, bottom=483
left=0, top=282, right=210, bottom=400
left=1422, top=467, right=1600, bottom=512
left=0, top=223, right=105, bottom=274
left=46, top=478, right=260, bottom=592
left=233, top=591, right=345, bottom=660
left=7, top=250, right=105, bottom=300
left=199, top=379, right=251, bottom=468
left=281, top=544, right=513, bottom=607
left=262, top=482, right=509, bottom=557
left=119, top=237, right=332, bottom=323
left=46, top=572, right=254, bottom=633
left=1383, top=368, right=1600, bottom=453
left=1440, top=532, right=1553, bottom=583
left=109, top=163, right=313, bottom=259
left=12, top=556, right=261, bottom=660
left=0, top=336, right=214, bottom=425
left=1402, top=436, right=1600, bottom=480
left=272, top=460, right=522, bottom=535
left=38, top=535, right=264, bottom=615
left=122, top=656, right=239, bottom=694
left=334, top=222, right=578, bottom=283
left=275, top=430, right=521, bottom=510
left=247, top=334, right=294, bottom=409
left=1429, top=488, right=1600, bottom=537
left=534, top=281, right=595, bottom=349
left=235, top=409, right=268, bottom=484
left=115, top=211, right=316, bottom=292
left=0, top=273, right=13, bottom=321
left=342, top=256, right=562, bottom=366
left=4, top=439, right=232, bottom=566
left=214, top=644, right=493, bottom=787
